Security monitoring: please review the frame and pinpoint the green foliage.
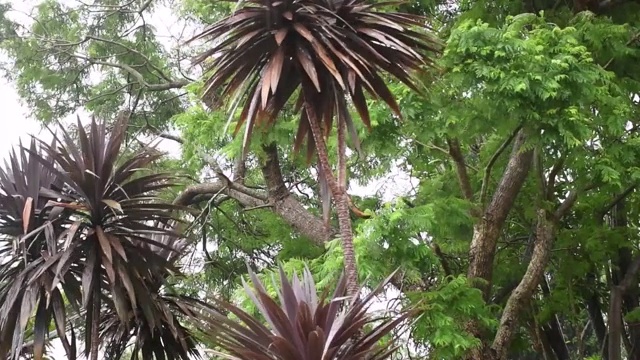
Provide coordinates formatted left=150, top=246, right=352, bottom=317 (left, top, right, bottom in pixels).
left=412, top=276, right=499, bottom=358
left=0, top=0, right=186, bottom=128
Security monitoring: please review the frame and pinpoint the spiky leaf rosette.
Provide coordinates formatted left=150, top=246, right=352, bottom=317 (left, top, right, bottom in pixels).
left=26, top=114, right=193, bottom=359
left=0, top=140, right=77, bottom=360
left=189, top=0, right=440, bottom=156
left=99, top=229, right=201, bottom=360
left=191, top=266, right=413, bottom=360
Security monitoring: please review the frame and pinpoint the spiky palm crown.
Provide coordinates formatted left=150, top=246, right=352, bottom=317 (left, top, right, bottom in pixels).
left=99, top=230, right=201, bottom=360
left=191, top=266, right=413, bottom=360
left=190, top=0, right=441, bottom=156
left=0, top=115, right=199, bottom=360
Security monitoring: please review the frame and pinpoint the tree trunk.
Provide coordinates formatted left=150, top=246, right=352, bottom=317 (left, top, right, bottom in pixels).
left=492, top=209, right=555, bottom=359
left=90, top=276, right=100, bottom=360
left=304, top=102, right=359, bottom=296
left=540, top=278, right=571, bottom=360
left=465, top=130, right=533, bottom=360
left=611, top=200, right=640, bottom=359
left=467, top=130, right=533, bottom=298
left=608, top=285, right=624, bottom=360
left=584, top=283, right=608, bottom=359
left=607, top=254, right=640, bottom=360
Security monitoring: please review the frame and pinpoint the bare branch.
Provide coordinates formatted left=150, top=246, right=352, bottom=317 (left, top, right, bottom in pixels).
left=174, top=145, right=337, bottom=245
left=201, top=152, right=267, bottom=201
left=554, top=183, right=596, bottom=220
left=159, top=133, right=184, bottom=144
left=76, top=54, right=189, bottom=91
left=467, top=129, right=533, bottom=297
left=243, top=204, right=274, bottom=211
left=85, top=35, right=176, bottom=82
left=546, top=156, right=566, bottom=200
left=232, top=155, right=247, bottom=184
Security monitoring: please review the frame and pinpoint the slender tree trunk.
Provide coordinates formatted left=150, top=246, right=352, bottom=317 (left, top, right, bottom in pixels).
left=492, top=209, right=555, bottom=359
left=336, top=114, right=359, bottom=296
left=610, top=200, right=640, bottom=359
left=540, top=278, right=571, bottom=360
left=607, top=255, right=640, bottom=360
left=609, top=285, right=624, bottom=360
left=584, top=280, right=608, bottom=359
left=304, top=102, right=359, bottom=296
left=90, top=278, right=100, bottom=360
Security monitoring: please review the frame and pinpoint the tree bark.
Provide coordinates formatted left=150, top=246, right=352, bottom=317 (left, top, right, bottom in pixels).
left=260, top=143, right=337, bottom=244
left=607, top=254, right=640, bottom=360
left=467, top=130, right=533, bottom=298
left=492, top=209, right=555, bottom=359
left=304, top=101, right=359, bottom=296
left=174, top=152, right=336, bottom=246
left=583, top=273, right=608, bottom=359
left=464, top=131, right=533, bottom=360
left=90, top=270, right=100, bottom=360
left=610, top=200, right=640, bottom=359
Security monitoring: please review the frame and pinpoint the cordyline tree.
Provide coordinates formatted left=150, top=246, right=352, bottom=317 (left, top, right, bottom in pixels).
left=191, top=265, right=413, bottom=360
left=188, top=0, right=441, bottom=295
left=0, top=114, right=199, bottom=360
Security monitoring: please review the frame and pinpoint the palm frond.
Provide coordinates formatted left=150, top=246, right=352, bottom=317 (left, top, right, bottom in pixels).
left=99, top=228, right=201, bottom=360
left=190, top=0, right=441, bottom=157
left=0, top=139, right=77, bottom=360
left=192, top=266, right=413, bottom=360
left=0, top=113, right=196, bottom=360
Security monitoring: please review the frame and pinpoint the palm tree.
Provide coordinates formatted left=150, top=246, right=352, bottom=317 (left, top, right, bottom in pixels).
left=0, top=139, right=74, bottom=360
left=191, top=265, right=414, bottom=359
left=0, top=114, right=198, bottom=360
left=98, top=228, right=201, bottom=360
left=189, top=0, right=440, bottom=295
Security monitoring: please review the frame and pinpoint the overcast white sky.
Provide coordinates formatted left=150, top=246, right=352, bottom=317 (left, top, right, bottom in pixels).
left=0, top=78, right=43, bottom=156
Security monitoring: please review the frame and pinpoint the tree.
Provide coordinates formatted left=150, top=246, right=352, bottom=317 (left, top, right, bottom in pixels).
left=187, top=0, right=440, bottom=295
left=0, top=114, right=198, bottom=360
left=191, top=266, right=412, bottom=360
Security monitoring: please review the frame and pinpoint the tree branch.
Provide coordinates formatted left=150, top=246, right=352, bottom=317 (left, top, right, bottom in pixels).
left=492, top=209, right=555, bottom=359
left=601, top=184, right=637, bottom=216
left=76, top=55, right=189, bottom=91
left=467, top=129, right=533, bottom=297
left=554, top=183, right=596, bottom=220
left=85, top=35, right=175, bottom=82
left=201, top=153, right=267, bottom=201
left=260, top=144, right=336, bottom=244
left=480, top=125, right=523, bottom=205
left=447, top=138, right=475, bottom=202
left=546, top=156, right=566, bottom=201
left=156, top=132, right=184, bottom=144
left=174, top=145, right=337, bottom=246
